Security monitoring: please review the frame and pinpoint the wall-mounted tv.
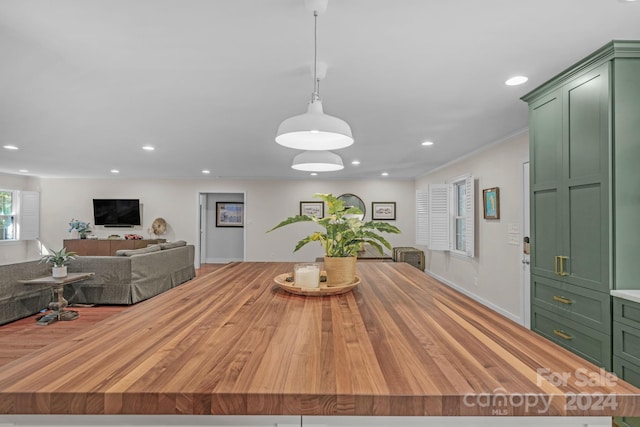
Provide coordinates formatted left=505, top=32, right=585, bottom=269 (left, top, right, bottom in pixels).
left=93, top=199, right=141, bottom=227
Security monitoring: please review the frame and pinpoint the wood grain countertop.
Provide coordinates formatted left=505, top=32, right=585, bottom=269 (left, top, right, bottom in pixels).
left=0, top=262, right=638, bottom=417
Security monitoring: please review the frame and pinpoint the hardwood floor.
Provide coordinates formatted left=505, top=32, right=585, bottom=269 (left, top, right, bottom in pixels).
left=0, top=264, right=228, bottom=368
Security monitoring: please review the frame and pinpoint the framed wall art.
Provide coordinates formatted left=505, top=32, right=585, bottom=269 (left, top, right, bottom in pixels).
left=300, top=201, right=324, bottom=218
left=372, top=202, right=396, bottom=220
left=216, top=202, right=244, bottom=227
left=482, top=187, right=500, bottom=220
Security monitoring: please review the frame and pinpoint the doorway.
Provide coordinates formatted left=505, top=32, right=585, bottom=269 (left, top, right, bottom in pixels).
left=198, top=192, right=245, bottom=266
left=522, top=162, right=531, bottom=328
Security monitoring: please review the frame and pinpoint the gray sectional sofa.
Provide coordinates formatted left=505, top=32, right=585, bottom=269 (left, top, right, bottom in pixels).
left=65, top=242, right=195, bottom=305
left=0, top=260, right=53, bottom=326
left=0, top=241, right=195, bottom=325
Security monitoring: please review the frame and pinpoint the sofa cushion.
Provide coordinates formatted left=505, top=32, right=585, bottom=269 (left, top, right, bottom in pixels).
left=115, top=245, right=162, bottom=257
left=159, top=240, right=187, bottom=250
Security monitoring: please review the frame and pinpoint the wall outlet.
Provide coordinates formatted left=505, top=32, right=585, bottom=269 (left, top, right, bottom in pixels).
left=507, top=234, right=520, bottom=245
left=474, top=277, right=479, bottom=287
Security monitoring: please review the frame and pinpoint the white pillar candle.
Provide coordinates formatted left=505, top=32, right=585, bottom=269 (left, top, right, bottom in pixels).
left=294, top=264, right=320, bottom=288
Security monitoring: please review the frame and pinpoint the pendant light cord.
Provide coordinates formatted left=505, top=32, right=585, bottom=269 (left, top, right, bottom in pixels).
left=312, top=10, right=319, bottom=103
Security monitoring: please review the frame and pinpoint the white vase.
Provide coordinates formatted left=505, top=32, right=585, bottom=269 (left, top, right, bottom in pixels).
left=52, top=266, right=67, bottom=278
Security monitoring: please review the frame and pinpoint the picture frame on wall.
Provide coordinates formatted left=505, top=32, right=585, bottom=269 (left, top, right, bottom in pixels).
left=300, top=201, right=324, bottom=218
left=216, top=202, right=244, bottom=227
left=371, top=202, right=396, bottom=220
left=482, top=187, right=500, bottom=219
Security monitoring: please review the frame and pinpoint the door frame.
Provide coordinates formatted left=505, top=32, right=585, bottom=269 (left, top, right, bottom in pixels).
left=522, top=161, right=531, bottom=328
left=196, top=191, right=246, bottom=268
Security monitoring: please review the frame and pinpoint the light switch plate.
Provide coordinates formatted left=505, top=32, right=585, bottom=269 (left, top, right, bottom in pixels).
left=508, top=234, right=520, bottom=245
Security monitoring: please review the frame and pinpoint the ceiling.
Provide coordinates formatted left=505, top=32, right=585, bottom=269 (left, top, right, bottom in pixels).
left=1, top=0, right=639, bottom=180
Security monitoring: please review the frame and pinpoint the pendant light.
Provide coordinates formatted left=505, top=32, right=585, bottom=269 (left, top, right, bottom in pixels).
left=291, top=150, right=344, bottom=172
left=275, top=0, right=353, bottom=151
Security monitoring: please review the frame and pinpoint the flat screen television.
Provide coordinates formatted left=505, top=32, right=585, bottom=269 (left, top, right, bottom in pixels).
left=93, top=199, right=141, bottom=227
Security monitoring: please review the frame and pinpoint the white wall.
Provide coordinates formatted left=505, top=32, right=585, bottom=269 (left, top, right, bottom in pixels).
left=27, top=177, right=415, bottom=263
left=414, top=131, right=529, bottom=323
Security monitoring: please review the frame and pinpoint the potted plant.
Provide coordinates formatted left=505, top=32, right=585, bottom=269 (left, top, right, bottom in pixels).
left=268, top=193, right=400, bottom=287
left=40, top=247, right=77, bottom=278
left=69, top=218, right=92, bottom=239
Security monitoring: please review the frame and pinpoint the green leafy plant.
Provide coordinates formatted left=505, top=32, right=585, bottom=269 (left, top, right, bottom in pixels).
left=40, top=247, right=77, bottom=267
left=268, top=193, right=401, bottom=257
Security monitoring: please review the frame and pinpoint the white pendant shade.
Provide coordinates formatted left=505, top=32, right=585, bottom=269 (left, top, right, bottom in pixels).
left=276, top=100, right=354, bottom=151
left=291, top=150, right=344, bottom=172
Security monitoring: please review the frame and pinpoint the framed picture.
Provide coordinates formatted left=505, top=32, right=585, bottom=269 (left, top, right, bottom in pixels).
left=300, top=201, right=324, bottom=218
left=483, top=187, right=500, bottom=219
left=216, top=202, right=244, bottom=227
left=300, top=202, right=324, bottom=218
left=372, top=202, right=396, bottom=220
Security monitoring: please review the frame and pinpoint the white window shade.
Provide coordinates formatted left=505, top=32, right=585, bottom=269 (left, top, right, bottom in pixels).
left=19, top=191, right=39, bottom=240
left=464, top=175, right=475, bottom=257
left=428, top=184, right=450, bottom=250
left=416, top=190, right=429, bottom=245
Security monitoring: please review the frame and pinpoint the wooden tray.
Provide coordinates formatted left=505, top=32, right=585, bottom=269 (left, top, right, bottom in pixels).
left=274, top=273, right=360, bottom=296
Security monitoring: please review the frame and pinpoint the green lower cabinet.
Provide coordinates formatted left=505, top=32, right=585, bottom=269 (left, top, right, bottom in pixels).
left=531, top=275, right=611, bottom=333
left=614, top=322, right=640, bottom=367
left=613, top=356, right=640, bottom=427
left=531, top=305, right=611, bottom=369
left=613, top=297, right=640, bottom=427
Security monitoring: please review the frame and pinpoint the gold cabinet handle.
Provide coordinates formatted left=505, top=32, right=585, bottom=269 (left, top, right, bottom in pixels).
left=553, top=329, right=573, bottom=340
left=554, top=256, right=560, bottom=275
left=559, top=256, right=568, bottom=276
left=553, top=295, right=573, bottom=305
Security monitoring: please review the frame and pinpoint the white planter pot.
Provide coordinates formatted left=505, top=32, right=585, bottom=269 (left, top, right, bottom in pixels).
left=52, top=266, right=67, bottom=278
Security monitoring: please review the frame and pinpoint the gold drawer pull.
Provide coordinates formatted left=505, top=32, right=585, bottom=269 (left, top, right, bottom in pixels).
left=553, top=295, right=573, bottom=305
left=553, top=329, right=573, bottom=340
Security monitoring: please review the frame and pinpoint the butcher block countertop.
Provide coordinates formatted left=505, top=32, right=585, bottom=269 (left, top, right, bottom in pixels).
left=0, top=262, right=638, bottom=417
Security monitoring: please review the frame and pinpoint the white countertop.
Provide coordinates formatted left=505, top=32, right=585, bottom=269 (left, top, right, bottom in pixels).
left=611, top=289, right=640, bottom=304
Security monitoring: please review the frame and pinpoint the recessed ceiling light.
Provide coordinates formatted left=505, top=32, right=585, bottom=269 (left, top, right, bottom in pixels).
left=505, top=76, right=528, bottom=86
left=110, top=169, right=120, bottom=174
left=421, top=141, right=434, bottom=146
left=202, top=170, right=211, bottom=174
left=619, top=0, right=637, bottom=3
left=142, top=145, right=155, bottom=151
left=2, top=145, right=18, bottom=150
left=310, top=172, right=318, bottom=176
left=351, top=160, right=361, bottom=165
left=381, top=172, right=389, bottom=177
left=19, top=169, right=28, bottom=173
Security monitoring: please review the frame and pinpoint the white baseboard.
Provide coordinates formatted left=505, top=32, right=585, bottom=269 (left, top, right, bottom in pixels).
left=424, top=269, right=523, bottom=325
left=205, top=258, right=242, bottom=264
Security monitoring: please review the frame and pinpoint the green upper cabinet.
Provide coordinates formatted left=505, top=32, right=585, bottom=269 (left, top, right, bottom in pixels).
left=524, top=40, right=640, bottom=293
left=526, top=62, right=610, bottom=292
left=529, top=90, right=563, bottom=281
left=613, top=59, right=640, bottom=291
left=563, top=64, right=609, bottom=292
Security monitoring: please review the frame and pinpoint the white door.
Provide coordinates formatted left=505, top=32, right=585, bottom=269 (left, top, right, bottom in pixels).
left=522, top=162, right=531, bottom=328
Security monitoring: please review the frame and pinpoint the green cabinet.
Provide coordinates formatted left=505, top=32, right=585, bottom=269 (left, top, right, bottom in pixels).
left=523, top=41, right=640, bottom=371
left=613, top=296, right=640, bottom=427
left=528, top=64, right=609, bottom=292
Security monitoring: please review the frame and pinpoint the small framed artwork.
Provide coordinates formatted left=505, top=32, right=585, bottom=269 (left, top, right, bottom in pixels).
left=483, top=187, right=500, bottom=219
left=372, top=202, right=396, bottom=220
left=300, top=201, right=324, bottom=218
left=216, top=202, right=244, bottom=227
